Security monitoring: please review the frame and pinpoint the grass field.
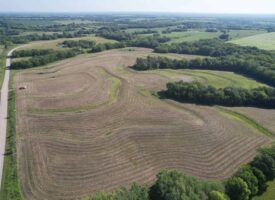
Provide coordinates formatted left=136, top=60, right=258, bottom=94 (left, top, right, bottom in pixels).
left=13, top=48, right=272, bottom=200
left=228, top=30, right=266, bottom=40
left=21, top=35, right=118, bottom=50
left=253, top=181, right=275, bottom=200
left=150, top=69, right=268, bottom=89
left=162, top=31, right=220, bottom=43
left=230, top=32, right=275, bottom=50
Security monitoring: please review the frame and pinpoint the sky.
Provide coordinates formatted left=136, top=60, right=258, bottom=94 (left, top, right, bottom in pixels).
left=1, top=0, right=275, bottom=14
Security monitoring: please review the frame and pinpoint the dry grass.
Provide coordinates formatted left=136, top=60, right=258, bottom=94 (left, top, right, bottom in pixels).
left=14, top=48, right=274, bottom=200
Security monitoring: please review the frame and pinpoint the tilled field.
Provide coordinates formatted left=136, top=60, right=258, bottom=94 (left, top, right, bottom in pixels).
left=14, top=48, right=274, bottom=200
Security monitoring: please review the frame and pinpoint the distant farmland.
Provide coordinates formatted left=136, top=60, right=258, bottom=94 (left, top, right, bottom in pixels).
left=230, top=32, right=275, bottom=50
left=15, top=48, right=273, bottom=200
left=21, top=36, right=118, bottom=50
left=162, top=31, right=220, bottom=43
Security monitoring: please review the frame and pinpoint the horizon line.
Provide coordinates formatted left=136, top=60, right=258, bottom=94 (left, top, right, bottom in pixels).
left=1, top=11, right=275, bottom=16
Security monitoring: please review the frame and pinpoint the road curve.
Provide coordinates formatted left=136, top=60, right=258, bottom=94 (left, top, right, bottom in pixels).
left=0, top=48, right=16, bottom=190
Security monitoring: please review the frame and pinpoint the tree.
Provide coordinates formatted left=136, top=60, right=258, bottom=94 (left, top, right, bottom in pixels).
left=251, top=167, right=267, bottom=195
left=150, top=170, right=202, bottom=200
left=219, top=34, right=229, bottom=40
left=225, top=177, right=250, bottom=200
left=251, top=154, right=275, bottom=181
left=235, top=166, right=259, bottom=197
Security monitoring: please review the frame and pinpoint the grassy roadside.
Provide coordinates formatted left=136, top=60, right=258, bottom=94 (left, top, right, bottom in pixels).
left=0, top=46, right=15, bottom=88
left=0, top=70, right=23, bottom=200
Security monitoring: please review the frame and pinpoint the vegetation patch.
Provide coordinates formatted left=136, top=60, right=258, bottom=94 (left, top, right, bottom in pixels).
left=230, top=32, right=275, bottom=50
left=0, top=72, right=23, bottom=200
left=253, top=180, right=275, bottom=200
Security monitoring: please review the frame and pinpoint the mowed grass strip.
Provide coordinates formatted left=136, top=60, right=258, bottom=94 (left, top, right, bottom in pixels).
left=230, top=32, right=275, bottom=50
left=218, top=107, right=274, bottom=137
left=0, top=71, right=23, bottom=200
left=150, top=69, right=267, bottom=89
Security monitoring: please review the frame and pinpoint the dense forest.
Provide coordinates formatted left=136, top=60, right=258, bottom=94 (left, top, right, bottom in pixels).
left=161, top=81, right=275, bottom=108
left=83, top=145, right=275, bottom=200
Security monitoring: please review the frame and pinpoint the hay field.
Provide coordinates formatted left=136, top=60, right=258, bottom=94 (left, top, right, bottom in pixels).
left=230, top=32, right=275, bottom=50
left=150, top=69, right=268, bottom=89
left=14, top=47, right=274, bottom=200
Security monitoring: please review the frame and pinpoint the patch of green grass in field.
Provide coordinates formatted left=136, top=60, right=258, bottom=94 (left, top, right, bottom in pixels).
left=162, top=31, right=220, bottom=43
left=230, top=32, right=275, bottom=50
left=0, top=71, right=23, bottom=200
left=218, top=107, right=273, bottom=137
left=108, top=77, right=121, bottom=104
left=228, top=30, right=266, bottom=40
left=253, top=181, right=275, bottom=200
left=22, top=35, right=118, bottom=50
left=152, top=69, right=267, bottom=89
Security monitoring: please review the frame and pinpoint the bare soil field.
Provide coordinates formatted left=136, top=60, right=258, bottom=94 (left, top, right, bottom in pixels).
left=14, top=47, right=274, bottom=200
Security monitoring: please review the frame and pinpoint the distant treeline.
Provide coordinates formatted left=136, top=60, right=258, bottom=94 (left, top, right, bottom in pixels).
left=154, top=39, right=275, bottom=60
left=12, top=49, right=54, bottom=58
left=133, top=56, right=275, bottom=87
left=89, top=42, right=125, bottom=53
left=96, top=28, right=171, bottom=48
left=162, top=26, right=188, bottom=34
left=10, top=40, right=127, bottom=69
left=62, top=40, right=96, bottom=49
left=83, top=145, right=275, bottom=200
left=11, top=49, right=80, bottom=69
left=61, top=39, right=125, bottom=52
left=1, top=32, right=84, bottom=45
left=162, top=81, right=275, bottom=108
